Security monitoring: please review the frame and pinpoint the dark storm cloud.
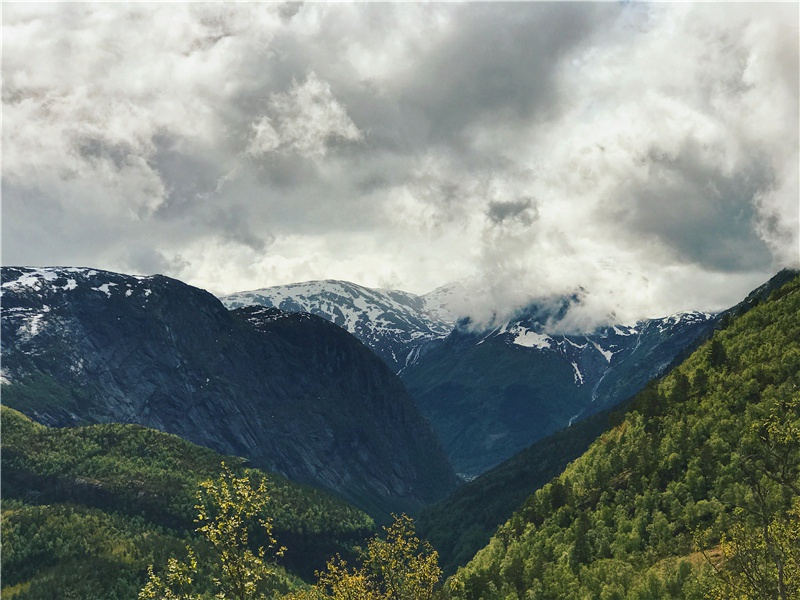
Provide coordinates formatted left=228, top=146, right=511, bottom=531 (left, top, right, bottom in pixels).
left=395, top=3, right=621, bottom=146
left=123, top=247, right=189, bottom=276
left=213, top=205, right=274, bottom=253
left=616, top=143, right=774, bottom=272
left=278, top=2, right=303, bottom=23
left=487, top=198, right=538, bottom=226
left=76, top=137, right=136, bottom=171
left=150, top=134, right=228, bottom=219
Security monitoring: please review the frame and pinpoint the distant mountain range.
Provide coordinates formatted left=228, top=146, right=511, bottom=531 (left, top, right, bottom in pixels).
left=0, top=267, right=459, bottom=518
left=221, top=279, right=717, bottom=476
left=404, top=306, right=717, bottom=475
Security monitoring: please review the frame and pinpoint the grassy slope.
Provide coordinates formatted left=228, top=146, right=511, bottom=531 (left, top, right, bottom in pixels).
left=446, top=275, right=800, bottom=599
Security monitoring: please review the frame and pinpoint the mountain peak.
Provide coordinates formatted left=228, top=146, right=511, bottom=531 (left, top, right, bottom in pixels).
left=220, top=279, right=457, bottom=372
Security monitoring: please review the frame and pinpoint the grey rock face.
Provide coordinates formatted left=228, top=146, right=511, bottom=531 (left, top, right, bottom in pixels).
left=1, top=267, right=459, bottom=517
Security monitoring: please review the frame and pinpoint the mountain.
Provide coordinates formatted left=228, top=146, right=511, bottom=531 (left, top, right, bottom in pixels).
left=221, top=279, right=719, bottom=478
left=419, top=268, right=800, bottom=575
left=0, top=266, right=459, bottom=518
left=447, top=271, right=800, bottom=599
left=220, top=280, right=459, bottom=372
left=1, top=405, right=374, bottom=587
left=401, top=305, right=717, bottom=476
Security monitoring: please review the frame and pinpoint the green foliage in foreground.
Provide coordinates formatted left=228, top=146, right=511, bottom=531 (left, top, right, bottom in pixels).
left=288, top=514, right=442, bottom=600
left=140, top=464, right=292, bottom=600
left=140, top=469, right=442, bottom=600
left=445, top=275, right=800, bottom=599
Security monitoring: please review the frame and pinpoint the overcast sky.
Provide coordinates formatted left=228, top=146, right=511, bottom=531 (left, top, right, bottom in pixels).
left=3, top=2, right=798, bottom=327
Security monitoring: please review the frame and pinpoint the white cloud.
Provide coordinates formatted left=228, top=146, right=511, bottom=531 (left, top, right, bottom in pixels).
left=2, top=2, right=797, bottom=329
left=247, top=72, right=362, bottom=158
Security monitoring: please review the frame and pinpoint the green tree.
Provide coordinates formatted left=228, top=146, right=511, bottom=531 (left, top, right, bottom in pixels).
left=291, top=514, right=442, bottom=600
left=707, top=395, right=800, bottom=600
left=140, top=462, right=287, bottom=600
left=708, top=499, right=800, bottom=600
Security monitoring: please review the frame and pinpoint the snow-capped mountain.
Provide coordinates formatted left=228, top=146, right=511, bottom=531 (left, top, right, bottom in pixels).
left=1, top=266, right=459, bottom=516
left=219, top=277, right=718, bottom=476
left=402, top=304, right=718, bottom=476
left=475, top=308, right=714, bottom=402
left=221, top=280, right=461, bottom=372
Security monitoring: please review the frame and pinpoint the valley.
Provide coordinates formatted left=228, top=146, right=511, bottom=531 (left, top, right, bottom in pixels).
left=2, top=267, right=798, bottom=599
left=222, top=279, right=718, bottom=476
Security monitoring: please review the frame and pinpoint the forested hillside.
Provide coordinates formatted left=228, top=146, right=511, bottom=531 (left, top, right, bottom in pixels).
left=446, top=274, right=800, bottom=599
left=418, top=410, right=613, bottom=575
left=1, top=408, right=375, bottom=597
left=420, top=268, right=800, bottom=576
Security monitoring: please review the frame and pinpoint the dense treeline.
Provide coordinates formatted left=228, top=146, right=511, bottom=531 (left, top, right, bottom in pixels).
left=2, top=408, right=373, bottom=536
left=1, top=408, right=375, bottom=596
left=2, top=500, right=197, bottom=600
left=445, top=275, right=800, bottom=598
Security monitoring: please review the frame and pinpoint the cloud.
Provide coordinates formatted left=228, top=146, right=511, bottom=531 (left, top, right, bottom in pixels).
left=487, top=198, right=537, bottom=226
left=247, top=72, right=362, bottom=158
left=2, top=2, right=797, bottom=330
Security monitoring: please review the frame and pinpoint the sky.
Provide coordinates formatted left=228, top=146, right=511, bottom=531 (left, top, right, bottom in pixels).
left=3, top=2, right=799, bottom=329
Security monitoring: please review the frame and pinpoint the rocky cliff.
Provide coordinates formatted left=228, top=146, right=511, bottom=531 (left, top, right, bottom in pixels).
left=1, top=267, right=459, bottom=517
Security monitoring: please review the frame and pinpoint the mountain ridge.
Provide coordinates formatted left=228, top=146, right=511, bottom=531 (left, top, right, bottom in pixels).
left=0, top=266, right=459, bottom=518
left=221, top=279, right=461, bottom=372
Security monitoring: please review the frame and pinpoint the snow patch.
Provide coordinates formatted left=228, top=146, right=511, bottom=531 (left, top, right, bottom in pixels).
left=571, top=361, right=584, bottom=385
left=92, top=283, right=118, bottom=297
left=19, top=311, right=47, bottom=340
left=511, top=327, right=552, bottom=350
left=591, top=341, right=614, bottom=362
left=563, top=337, right=588, bottom=349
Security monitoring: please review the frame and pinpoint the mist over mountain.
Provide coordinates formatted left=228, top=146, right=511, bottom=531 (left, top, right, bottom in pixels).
left=403, top=304, right=717, bottom=476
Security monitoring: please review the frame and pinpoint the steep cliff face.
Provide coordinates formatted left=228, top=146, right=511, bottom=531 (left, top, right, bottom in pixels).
left=1, top=267, right=458, bottom=517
